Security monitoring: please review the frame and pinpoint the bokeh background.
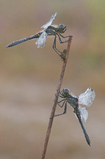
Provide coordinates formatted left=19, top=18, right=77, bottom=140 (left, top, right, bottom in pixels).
left=0, top=0, right=105, bottom=159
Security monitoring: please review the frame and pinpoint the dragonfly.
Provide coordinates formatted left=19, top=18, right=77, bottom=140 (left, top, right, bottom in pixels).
left=6, top=12, right=71, bottom=57
left=55, top=88, right=95, bottom=146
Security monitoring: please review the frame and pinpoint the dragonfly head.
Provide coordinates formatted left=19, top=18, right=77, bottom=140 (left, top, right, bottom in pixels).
left=61, top=88, right=70, bottom=97
left=59, top=24, right=67, bottom=33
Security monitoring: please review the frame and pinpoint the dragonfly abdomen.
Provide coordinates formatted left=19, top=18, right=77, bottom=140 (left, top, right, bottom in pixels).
left=6, top=32, right=42, bottom=47
left=76, top=112, right=91, bottom=146
left=34, top=32, right=42, bottom=38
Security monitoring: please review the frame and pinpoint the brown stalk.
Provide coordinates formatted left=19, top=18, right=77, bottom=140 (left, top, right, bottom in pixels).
left=41, top=36, right=73, bottom=159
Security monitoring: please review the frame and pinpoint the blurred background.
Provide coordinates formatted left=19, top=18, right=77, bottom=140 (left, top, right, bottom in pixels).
left=0, top=0, right=105, bottom=159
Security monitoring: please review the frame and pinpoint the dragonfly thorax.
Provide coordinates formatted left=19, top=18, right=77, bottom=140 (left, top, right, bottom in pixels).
left=46, top=26, right=58, bottom=36
left=58, top=24, right=67, bottom=33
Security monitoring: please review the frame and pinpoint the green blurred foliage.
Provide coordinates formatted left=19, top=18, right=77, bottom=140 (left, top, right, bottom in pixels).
left=85, top=0, right=105, bottom=37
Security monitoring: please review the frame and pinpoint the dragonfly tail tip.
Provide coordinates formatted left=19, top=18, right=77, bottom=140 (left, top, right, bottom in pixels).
left=6, top=45, right=9, bottom=48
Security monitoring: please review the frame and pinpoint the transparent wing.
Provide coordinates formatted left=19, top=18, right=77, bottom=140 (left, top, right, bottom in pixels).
left=35, top=31, right=47, bottom=48
left=41, top=12, right=57, bottom=29
left=78, top=105, right=88, bottom=122
left=78, top=88, right=95, bottom=107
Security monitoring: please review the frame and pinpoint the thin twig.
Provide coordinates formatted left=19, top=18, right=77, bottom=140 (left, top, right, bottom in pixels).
left=41, top=36, right=73, bottom=159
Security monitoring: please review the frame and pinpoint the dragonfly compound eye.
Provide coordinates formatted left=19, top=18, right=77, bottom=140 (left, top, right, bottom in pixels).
left=59, top=24, right=67, bottom=33
left=64, top=88, right=70, bottom=93
left=61, top=88, right=70, bottom=96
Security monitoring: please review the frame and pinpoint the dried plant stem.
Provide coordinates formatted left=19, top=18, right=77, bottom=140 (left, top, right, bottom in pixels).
left=41, top=36, right=72, bottom=159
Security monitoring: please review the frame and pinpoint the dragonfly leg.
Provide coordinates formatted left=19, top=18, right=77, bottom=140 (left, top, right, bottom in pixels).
left=59, top=33, right=73, bottom=39
left=55, top=89, right=64, bottom=98
left=54, top=102, right=67, bottom=117
left=53, top=36, right=67, bottom=61
left=57, top=34, right=69, bottom=44
left=58, top=99, right=66, bottom=107
left=58, top=92, right=66, bottom=98
left=53, top=35, right=62, bottom=55
left=59, top=91, right=68, bottom=98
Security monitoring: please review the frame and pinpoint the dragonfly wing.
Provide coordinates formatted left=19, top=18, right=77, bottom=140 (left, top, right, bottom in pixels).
left=78, top=105, right=88, bottom=122
left=78, top=88, right=95, bottom=107
left=35, top=31, right=47, bottom=48
left=41, top=12, right=57, bottom=29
